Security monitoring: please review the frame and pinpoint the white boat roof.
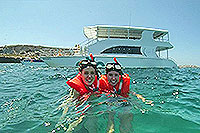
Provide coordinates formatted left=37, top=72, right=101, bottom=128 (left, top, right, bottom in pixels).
left=84, top=25, right=168, bottom=40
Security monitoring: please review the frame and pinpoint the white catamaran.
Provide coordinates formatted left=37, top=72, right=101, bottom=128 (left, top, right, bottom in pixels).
left=41, top=25, right=177, bottom=68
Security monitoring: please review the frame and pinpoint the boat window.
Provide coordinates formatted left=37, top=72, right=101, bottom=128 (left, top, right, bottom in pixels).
left=101, top=46, right=142, bottom=55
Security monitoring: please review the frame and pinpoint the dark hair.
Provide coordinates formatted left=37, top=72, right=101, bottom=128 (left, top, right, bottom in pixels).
left=78, top=59, right=97, bottom=72
left=78, top=54, right=102, bottom=78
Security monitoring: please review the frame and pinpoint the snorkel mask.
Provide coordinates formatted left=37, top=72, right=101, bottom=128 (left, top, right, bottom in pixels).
left=106, top=57, right=123, bottom=75
left=79, top=53, right=97, bottom=72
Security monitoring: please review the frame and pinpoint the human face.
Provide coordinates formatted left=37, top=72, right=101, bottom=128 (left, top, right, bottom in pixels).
left=81, top=66, right=96, bottom=86
left=107, top=71, right=120, bottom=86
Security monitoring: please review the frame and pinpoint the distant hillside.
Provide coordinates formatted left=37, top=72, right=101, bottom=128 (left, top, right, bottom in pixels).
left=0, top=44, right=75, bottom=58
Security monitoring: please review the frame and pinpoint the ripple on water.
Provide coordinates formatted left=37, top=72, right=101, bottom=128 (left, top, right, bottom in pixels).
left=0, top=63, right=199, bottom=132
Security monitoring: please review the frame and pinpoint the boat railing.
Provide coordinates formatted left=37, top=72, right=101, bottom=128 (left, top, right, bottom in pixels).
left=77, top=38, right=98, bottom=55
left=168, top=57, right=178, bottom=64
left=78, top=38, right=97, bottom=47
left=154, top=32, right=170, bottom=42
left=154, top=38, right=169, bottom=42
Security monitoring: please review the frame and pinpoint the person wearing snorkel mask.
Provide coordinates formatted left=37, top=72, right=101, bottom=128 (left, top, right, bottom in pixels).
left=66, top=54, right=99, bottom=98
left=62, top=54, right=101, bottom=132
left=99, top=57, right=130, bottom=98
left=98, top=58, right=133, bottom=133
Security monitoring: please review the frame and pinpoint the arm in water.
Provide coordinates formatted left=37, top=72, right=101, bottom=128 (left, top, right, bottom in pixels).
left=131, top=91, right=154, bottom=105
left=57, top=89, right=92, bottom=132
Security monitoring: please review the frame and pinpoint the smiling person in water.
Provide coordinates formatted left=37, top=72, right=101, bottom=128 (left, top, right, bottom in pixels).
left=62, top=54, right=100, bottom=132
left=99, top=57, right=130, bottom=98
left=66, top=54, right=100, bottom=98
left=98, top=58, right=132, bottom=132
left=99, top=58, right=147, bottom=102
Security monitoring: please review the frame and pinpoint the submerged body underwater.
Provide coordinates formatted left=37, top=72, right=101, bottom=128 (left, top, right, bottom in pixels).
left=0, top=63, right=199, bottom=133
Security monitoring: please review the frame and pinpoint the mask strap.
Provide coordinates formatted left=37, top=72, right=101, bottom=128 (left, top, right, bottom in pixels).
left=113, top=76, right=123, bottom=95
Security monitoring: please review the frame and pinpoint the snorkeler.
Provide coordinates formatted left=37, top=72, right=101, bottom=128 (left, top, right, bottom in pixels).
left=66, top=54, right=99, bottom=98
left=99, top=57, right=147, bottom=102
left=58, top=54, right=100, bottom=132
left=98, top=58, right=133, bottom=132
left=99, top=57, right=130, bottom=98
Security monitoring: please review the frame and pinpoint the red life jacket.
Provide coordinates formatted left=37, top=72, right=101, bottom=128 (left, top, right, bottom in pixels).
left=99, top=73, right=130, bottom=97
left=66, top=72, right=98, bottom=96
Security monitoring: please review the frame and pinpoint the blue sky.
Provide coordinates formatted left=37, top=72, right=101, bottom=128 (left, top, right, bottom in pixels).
left=0, top=0, right=199, bottom=66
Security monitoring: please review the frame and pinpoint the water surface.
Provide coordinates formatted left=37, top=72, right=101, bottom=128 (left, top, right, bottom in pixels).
left=0, top=63, right=199, bottom=133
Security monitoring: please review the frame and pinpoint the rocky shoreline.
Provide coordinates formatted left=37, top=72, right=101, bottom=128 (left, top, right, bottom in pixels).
left=0, top=44, right=77, bottom=63
left=178, top=65, right=199, bottom=68
left=0, top=45, right=199, bottom=67
left=0, top=44, right=71, bottom=57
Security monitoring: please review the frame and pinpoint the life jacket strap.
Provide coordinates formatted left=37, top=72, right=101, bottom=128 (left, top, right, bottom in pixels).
left=113, top=76, right=123, bottom=95
left=96, top=79, right=100, bottom=91
left=84, top=80, right=99, bottom=92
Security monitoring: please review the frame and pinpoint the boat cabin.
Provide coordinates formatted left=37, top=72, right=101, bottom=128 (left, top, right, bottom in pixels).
left=84, top=25, right=169, bottom=41
left=41, top=25, right=177, bottom=68
left=80, top=25, right=174, bottom=59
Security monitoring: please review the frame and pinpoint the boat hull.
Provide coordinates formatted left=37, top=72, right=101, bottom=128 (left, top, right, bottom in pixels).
left=41, top=56, right=177, bottom=68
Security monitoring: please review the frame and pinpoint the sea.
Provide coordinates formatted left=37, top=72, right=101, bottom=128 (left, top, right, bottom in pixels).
left=0, top=63, right=199, bottom=133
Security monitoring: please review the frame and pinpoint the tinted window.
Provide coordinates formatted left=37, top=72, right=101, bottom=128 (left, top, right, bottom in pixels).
left=101, top=46, right=142, bottom=55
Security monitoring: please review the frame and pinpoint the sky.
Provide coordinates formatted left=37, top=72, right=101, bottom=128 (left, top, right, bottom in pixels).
left=0, top=0, right=199, bottom=66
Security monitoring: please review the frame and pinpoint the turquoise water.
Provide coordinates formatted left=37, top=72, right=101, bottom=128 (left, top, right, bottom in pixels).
left=0, top=63, right=199, bottom=133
